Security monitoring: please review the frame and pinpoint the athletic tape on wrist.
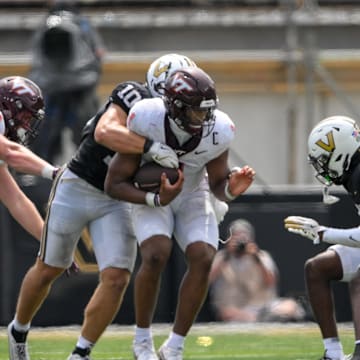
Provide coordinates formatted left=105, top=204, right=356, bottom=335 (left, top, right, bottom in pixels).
left=224, top=181, right=237, bottom=201
left=41, top=164, right=56, bottom=180
left=145, top=192, right=161, bottom=207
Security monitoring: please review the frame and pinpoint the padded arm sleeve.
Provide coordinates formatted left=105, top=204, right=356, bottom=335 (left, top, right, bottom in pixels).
left=323, top=226, right=360, bottom=247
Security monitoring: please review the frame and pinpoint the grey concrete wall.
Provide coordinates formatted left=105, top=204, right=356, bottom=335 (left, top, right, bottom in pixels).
left=217, top=89, right=360, bottom=186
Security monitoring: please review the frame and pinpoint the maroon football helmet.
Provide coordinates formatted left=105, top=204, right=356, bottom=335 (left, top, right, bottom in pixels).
left=0, top=76, right=44, bottom=145
left=164, top=67, right=217, bottom=137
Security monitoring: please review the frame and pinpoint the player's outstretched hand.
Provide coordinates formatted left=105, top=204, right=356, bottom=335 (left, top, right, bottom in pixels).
left=158, top=168, right=184, bottom=206
left=227, top=165, right=255, bottom=198
left=146, top=141, right=179, bottom=169
left=284, top=216, right=325, bottom=244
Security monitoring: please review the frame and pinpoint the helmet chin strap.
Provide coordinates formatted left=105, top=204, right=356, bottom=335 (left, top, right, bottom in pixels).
left=169, top=116, right=192, bottom=144
left=322, top=185, right=340, bottom=205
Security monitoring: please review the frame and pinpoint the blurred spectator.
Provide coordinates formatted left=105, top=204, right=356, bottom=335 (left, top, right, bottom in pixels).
left=209, top=218, right=305, bottom=322
left=29, top=0, right=105, bottom=163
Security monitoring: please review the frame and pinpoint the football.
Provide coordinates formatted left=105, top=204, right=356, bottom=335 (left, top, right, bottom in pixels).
left=133, top=161, right=179, bottom=192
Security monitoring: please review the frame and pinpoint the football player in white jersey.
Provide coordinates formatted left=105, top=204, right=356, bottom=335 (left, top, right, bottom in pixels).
left=0, top=76, right=58, bottom=240
left=7, top=54, right=203, bottom=360
left=285, top=116, right=360, bottom=360
left=105, top=67, right=255, bottom=360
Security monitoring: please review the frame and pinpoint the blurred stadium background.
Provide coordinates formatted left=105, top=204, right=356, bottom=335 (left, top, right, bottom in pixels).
left=1, top=0, right=360, bottom=328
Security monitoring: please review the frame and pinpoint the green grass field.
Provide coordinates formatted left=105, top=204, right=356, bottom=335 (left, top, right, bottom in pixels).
left=0, top=322, right=355, bottom=360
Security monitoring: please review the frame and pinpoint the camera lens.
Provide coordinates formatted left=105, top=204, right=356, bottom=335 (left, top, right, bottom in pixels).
left=236, top=243, right=246, bottom=253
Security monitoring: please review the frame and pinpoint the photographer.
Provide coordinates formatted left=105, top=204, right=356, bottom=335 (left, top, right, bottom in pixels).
left=28, top=0, right=105, bottom=164
left=209, top=219, right=305, bottom=322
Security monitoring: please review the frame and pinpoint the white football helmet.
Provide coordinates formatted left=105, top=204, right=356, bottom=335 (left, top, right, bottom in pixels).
left=146, top=53, right=197, bottom=98
left=308, top=115, right=360, bottom=185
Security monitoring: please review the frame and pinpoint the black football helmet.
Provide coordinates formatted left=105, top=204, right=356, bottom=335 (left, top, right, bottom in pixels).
left=164, top=67, right=217, bottom=137
left=0, top=76, right=44, bottom=145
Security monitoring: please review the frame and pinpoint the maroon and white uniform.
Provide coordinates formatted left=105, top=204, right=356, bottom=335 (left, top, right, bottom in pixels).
left=127, top=97, right=235, bottom=251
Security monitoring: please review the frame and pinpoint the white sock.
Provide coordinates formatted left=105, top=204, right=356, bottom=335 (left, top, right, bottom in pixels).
left=323, top=338, right=344, bottom=359
left=134, top=326, right=153, bottom=344
left=13, top=317, right=31, bottom=333
left=76, top=336, right=94, bottom=350
left=165, top=331, right=185, bottom=350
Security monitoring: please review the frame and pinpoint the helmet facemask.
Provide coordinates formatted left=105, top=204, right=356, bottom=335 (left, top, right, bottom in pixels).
left=5, top=102, right=44, bottom=146
left=308, top=152, right=346, bottom=186
left=169, top=97, right=216, bottom=137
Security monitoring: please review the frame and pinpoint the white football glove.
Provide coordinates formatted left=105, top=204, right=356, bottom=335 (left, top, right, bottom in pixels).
left=284, top=216, right=326, bottom=244
left=146, top=141, right=179, bottom=169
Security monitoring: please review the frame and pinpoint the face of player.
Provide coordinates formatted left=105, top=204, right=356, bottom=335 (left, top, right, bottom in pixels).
left=185, top=108, right=209, bottom=132
left=181, top=106, right=215, bottom=136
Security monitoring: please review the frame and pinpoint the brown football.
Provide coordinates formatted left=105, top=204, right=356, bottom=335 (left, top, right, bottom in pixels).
left=133, top=162, right=179, bottom=192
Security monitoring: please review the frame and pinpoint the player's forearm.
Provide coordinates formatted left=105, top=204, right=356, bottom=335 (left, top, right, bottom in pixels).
left=104, top=152, right=146, bottom=203
left=4, top=142, right=57, bottom=178
left=105, top=178, right=148, bottom=205
left=321, top=226, right=360, bottom=247
left=95, top=116, right=146, bottom=154
left=7, top=194, right=43, bottom=241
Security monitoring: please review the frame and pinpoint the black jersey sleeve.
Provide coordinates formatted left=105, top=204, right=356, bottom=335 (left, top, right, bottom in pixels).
left=345, top=164, right=360, bottom=205
left=67, top=81, right=151, bottom=191
left=110, top=81, right=151, bottom=114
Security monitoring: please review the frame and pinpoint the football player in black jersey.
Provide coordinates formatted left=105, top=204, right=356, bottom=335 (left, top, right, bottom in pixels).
left=285, top=116, right=360, bottom=360
left=7, top=54, right=196, bottom=360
